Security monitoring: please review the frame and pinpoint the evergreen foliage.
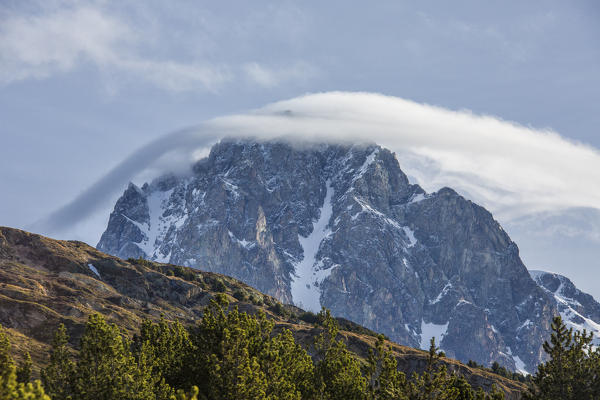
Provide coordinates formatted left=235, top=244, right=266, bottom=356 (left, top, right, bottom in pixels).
left=0, top=325, right=50, bottom=400
left=189, top=295, right=314, bottom=399
left=3, top=305, right=509, bottom=400
left=524, top=315, right=600, bottom=400
left=466, top=360, right=530, bottom=384
left=16, top=352, right=32, bottom=384
left=41, top=324, right=75, bottom=400
left=366, top=335, right=408, bottom=400
left=134, top=317, right=194, bottom=391
left=72, top=314, right=156, bottom=400
left=313, top=308, right=368, bottom=399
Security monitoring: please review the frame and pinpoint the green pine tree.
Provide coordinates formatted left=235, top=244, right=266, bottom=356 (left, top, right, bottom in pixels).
left=0, top=325, right=50, bottom=400
left=259, top=328, right=315, bottom=400
left=16, top=352, right=32, bottom=384
left=171, top=386, right=199, bottom=400
left=313, top=308, right=368, bottom=400
left=73, top=313, right=156, bottom=400
left=408, top=337, right=459, bottom=400
left=192, top=296, right=269, bottom=399
left=41, top=323, right=75, bottom=400
left=525, top=315, right=596, bottom=400
left=134, top=317, right=194, bottom=391
left=366, top=334, right=408, bottom=400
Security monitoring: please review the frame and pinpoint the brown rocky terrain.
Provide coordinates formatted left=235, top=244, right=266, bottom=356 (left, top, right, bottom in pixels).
left=0, top=226, right=525, bottom=399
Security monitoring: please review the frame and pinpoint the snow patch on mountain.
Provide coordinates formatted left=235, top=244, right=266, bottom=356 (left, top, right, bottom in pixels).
left=353, top=148, right=379, bottom=182
left=506, top=347, right=529, bottom=375
left=88, top=263, right=100, bottom=279
left=430, top=282, right=452, bottom=305
left=291, top=182, right=334, bottom=313
left=409, top=193, right=426, bottom=203
left=403, top=227, right=417, bottom=247
left=420, top=320, right=448, bottom=350
left=560, top=308, right=600, bottom=345
left=228, top=230, right=254, bottom=249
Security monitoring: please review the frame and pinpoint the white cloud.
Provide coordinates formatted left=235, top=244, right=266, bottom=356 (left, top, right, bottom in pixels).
left=207, top=92, right=600, bottom=221
left=42, top=91, right=600, bottom=243
left=242, top=61, right=317, bottom=88
left=0, top=4, right=320, bottom=92
left=0, top=5, right=230, bottom=91
left=0, top=6, right=126, bottom=82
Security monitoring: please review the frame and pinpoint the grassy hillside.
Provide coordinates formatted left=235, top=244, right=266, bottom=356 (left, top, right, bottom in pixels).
left=0, top=227, right=525, bottom=399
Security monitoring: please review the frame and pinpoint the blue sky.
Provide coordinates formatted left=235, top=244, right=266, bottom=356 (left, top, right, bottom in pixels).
left=1, top=1, right=599, bottom=295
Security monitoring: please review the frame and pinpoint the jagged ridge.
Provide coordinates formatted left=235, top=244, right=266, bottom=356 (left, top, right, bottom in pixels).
left=98, top=138, right=563, bottom=372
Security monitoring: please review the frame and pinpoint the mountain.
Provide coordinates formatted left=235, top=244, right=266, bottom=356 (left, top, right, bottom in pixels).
left=530, top=270, right=600, bottom=344
left=0, top=226, right=526, bottom=399
left=98, top=138, right=558, bottom=373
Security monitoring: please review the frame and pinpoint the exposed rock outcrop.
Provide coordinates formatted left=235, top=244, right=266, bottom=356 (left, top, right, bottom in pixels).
left=98, top=138, right=559, bottom=372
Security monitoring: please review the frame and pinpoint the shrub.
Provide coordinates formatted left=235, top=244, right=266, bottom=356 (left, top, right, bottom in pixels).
left=250, top=295, right=264, bottom=306
left=299, top=311, right=319, bottom=324
left=270, top=302, right=288, bottom=317
left=233, top=290, right=248, bottom=302
left=211, top=278, right=227, bottom=293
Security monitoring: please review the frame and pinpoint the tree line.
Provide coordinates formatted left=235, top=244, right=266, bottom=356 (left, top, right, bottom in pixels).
left=17, top=294, right=597, bottom=399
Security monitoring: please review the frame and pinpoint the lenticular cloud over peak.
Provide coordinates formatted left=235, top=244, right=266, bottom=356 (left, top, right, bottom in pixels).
left=210, top=92, right=600, bottom=220
left=40, top=91, right=600, bottom=243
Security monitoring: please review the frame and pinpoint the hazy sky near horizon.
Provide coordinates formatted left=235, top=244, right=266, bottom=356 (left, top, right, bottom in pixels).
left=1, top=2, right=599, bottom=294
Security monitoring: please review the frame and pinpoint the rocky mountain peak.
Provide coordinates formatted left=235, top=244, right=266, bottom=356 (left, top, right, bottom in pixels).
left=98, top=138, right=564, bottom=373
left=531, top=270, right=600, bottom=345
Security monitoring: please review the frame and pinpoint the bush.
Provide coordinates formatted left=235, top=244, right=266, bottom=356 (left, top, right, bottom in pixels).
left=270, top=302, right=288, bottom=317
left=128, top=257, right=153, bottom=268
left=250, top=295, right=264, bottom=306
left=211, top=278, right=227, bottom=293
left=299, top=311, right=319, bottom=324
left=233, top=290, right=248, bottom=302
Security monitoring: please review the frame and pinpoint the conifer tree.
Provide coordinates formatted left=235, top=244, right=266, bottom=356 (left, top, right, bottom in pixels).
left=135, top=339, right=174, bottom=400
left=524, top=315, right=596, bottom=400
left=73, top=313, right=156, bottom=400
left=366, top=335, right=408, bottom=400
left=0, top=325, right=50, bottom=400
left=171, top=386, right=199, bottom=400
left=41, top=323, right=75, bottom=400
left=134, top=317, right=194, bottom=391
left=408, top=337, right=459, bottom=400
left=15, top=352, right=32, bottom=384
left=192, top=296, right=268, bottom=399
left=313, top=308, right=368, bottom=400
left=259, top=328, right=315, bottom=400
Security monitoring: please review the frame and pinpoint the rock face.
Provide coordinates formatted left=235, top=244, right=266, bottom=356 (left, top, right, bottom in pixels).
left=531, top=270, right=600, bottom=345
left=98, top=138, right=559, bottom=372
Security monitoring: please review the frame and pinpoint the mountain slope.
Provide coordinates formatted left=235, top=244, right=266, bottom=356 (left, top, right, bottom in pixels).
left=0, top=226, right=526, bottom=399
left=98, top=138, right=557, bottom=372
left=530, top=270, right=600, bottom=344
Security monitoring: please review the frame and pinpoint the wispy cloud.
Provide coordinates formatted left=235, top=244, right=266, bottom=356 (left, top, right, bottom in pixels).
left=209, top=92, right=600, bottom=221
left=40, top=92, right=600, bottom=240
left=0, top=4, right=317, bottom=92
left=242, top=61, right=317, bottom=88
left=0, top=6, right=126, bottom=82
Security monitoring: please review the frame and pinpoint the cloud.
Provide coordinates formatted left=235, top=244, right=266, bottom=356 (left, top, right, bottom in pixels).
left=39, top=92, right=600, bottom=243
left=0, top=6, right=125, bottom=82
left=32, top=126, right=221, bottom=236
left=242, top=61, right=317, bottom=88
left=209, top=92, right=600, bottom=222
left=0, top=3, right=322, bottom=93
left=0, top=4, right=231, bottom=91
